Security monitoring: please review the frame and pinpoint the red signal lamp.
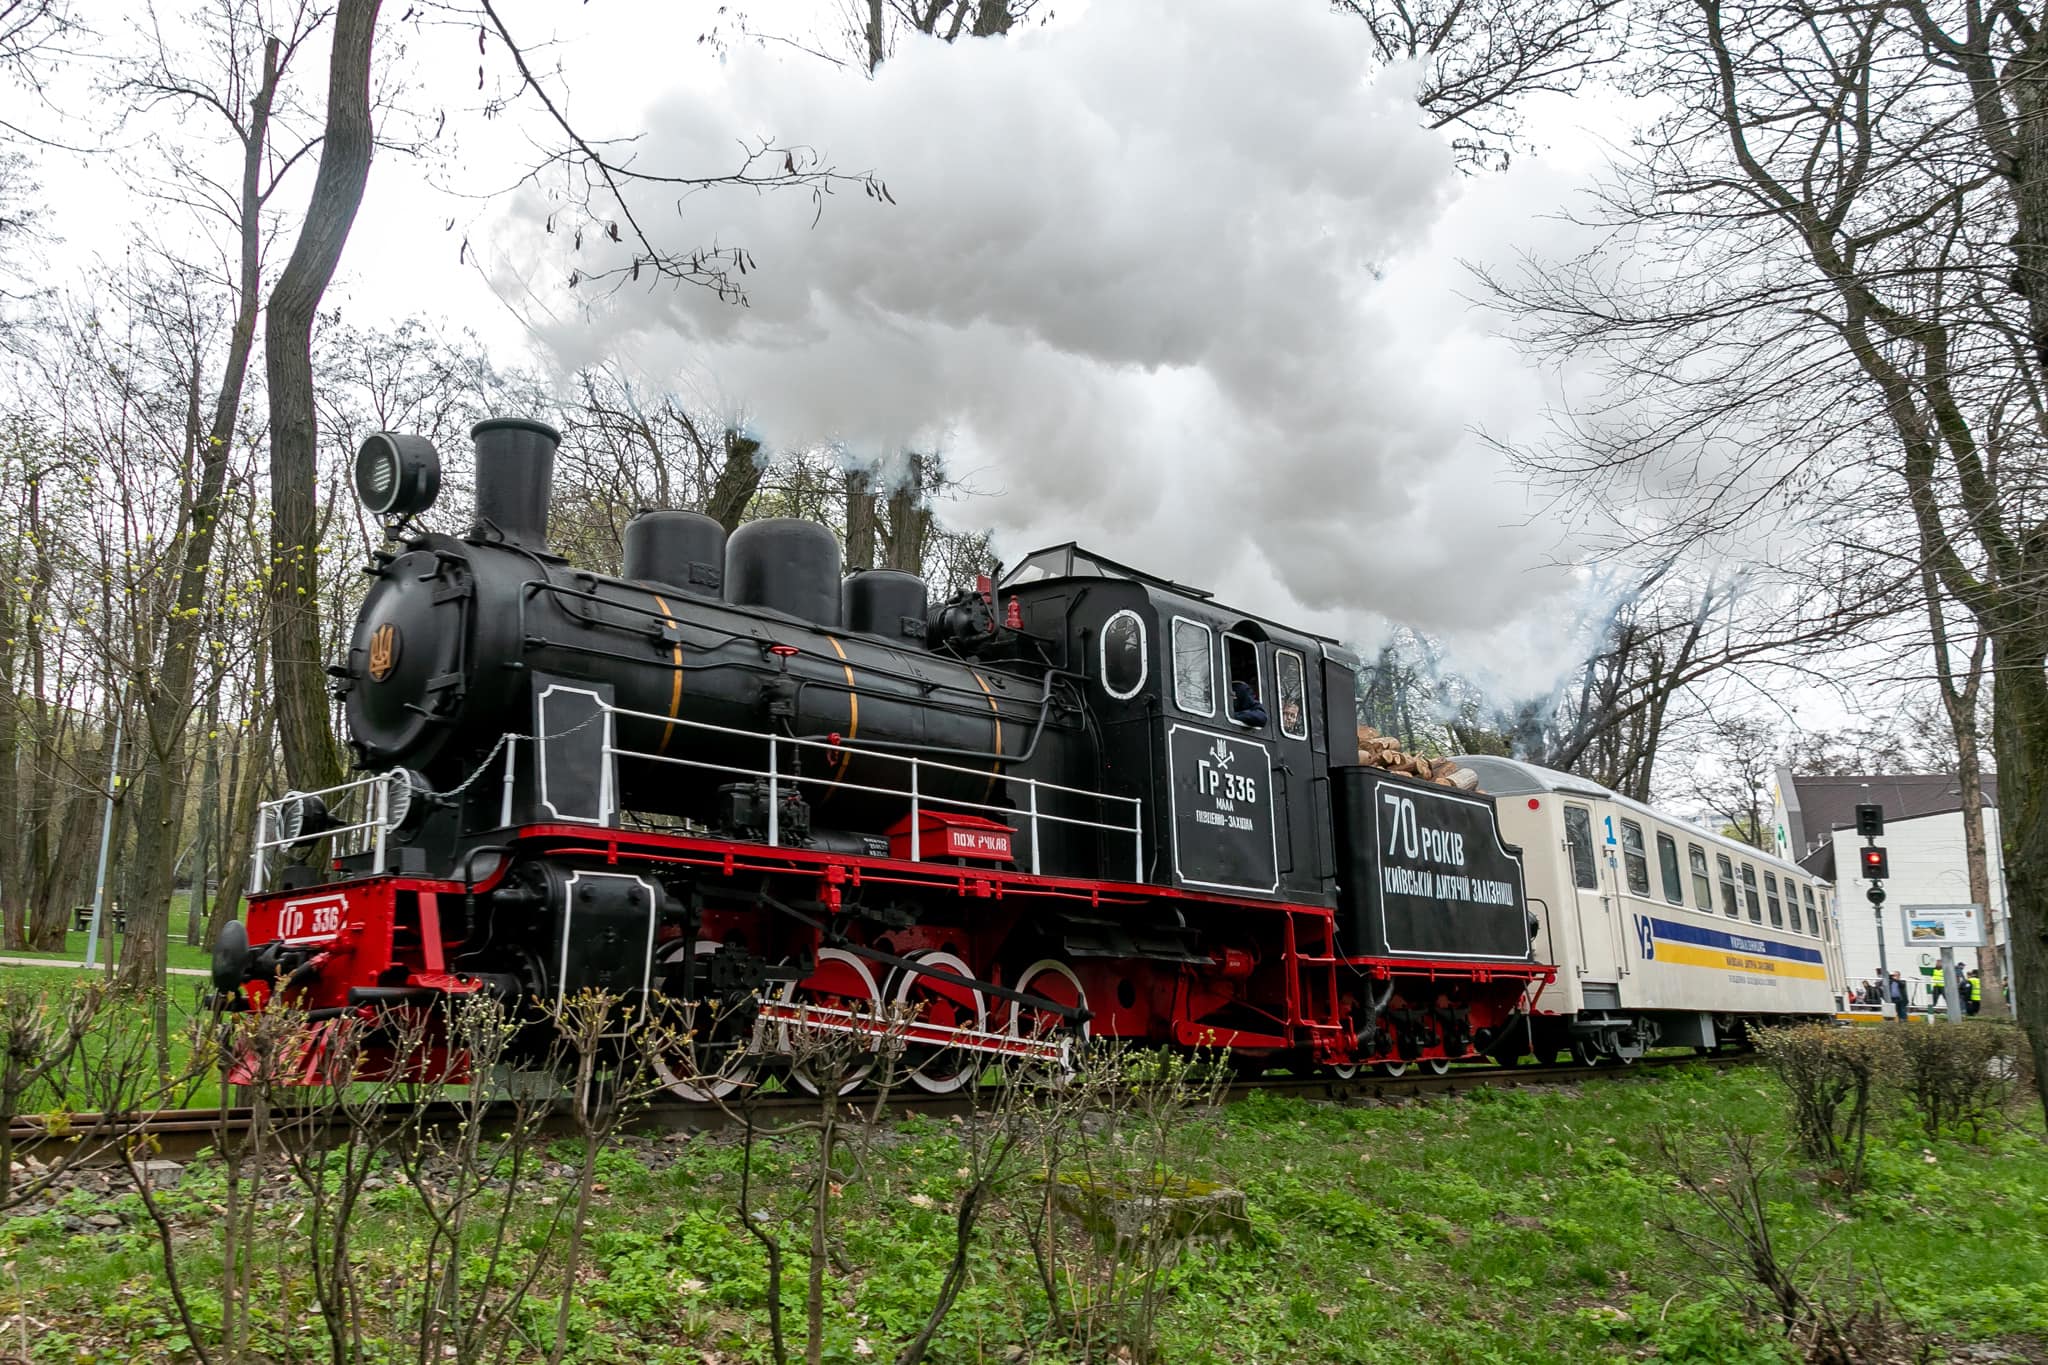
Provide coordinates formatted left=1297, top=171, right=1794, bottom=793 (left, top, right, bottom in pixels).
left=1004, top=596, right=1023, bottom=630
left=769, top=644, right=801, bottom=658
left=1860, top=846, right=1889, bottom=880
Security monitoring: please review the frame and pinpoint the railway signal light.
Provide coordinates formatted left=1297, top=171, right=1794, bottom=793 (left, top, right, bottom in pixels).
left=1855, top=803, right=1884, bottom=837
left=1866, top=884, right=1886, bottom=906
left=1860, top=845, right=1889, bottom=880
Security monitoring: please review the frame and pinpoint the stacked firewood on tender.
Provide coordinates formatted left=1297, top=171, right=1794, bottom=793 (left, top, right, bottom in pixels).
left=1355, top=725, right=1482, bottom=791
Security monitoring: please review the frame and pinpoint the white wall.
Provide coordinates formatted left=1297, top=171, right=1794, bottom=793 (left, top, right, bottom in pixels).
left=1830, top=808, right=2006, bottom=1005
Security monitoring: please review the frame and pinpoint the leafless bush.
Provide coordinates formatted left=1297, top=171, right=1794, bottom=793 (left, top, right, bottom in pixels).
left=1014, top=1044, right=1238, bottom=1362
left=1754, top=1025, right=1896, bottom=1192
left=1655, top=1128, right=1928, bottom=1365
left=1892, top=1022, right=2026, bottom=1142
left=1, top=980, right=212, bottom=1210
left=121, top=988, right=684, bottom=1365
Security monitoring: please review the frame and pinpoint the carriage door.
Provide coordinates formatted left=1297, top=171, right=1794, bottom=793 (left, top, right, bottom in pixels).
left=1562, top=803, right=1622, bottom=990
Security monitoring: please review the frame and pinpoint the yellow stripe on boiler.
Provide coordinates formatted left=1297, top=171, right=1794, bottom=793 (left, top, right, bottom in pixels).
left=650, top=593, right=684, bottom=753
left=1654, top=941, right=1830, bottom=980
left=826, top=636, right=857, bottom=791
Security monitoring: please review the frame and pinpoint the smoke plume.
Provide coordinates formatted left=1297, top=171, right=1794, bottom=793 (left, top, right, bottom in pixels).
left=495, top=0, right=1599, bottom=685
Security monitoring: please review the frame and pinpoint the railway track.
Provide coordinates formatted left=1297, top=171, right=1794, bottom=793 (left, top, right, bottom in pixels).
left=6, top=1052, right=1750, bottom=1167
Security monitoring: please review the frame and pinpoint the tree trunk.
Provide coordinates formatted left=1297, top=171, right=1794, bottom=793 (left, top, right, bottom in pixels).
left=0, top=535, right=21, bottom=949
left=265, top=0, right=381, bottom=793
left=881, top=453, right=932, bottom=574
left=118, top=38, right=281, bottom=995
left=187, top=707, right=220, bottom=948
left=844, top=469, right=877, bottom=571
left=705, top=432, right=763, bottom=532
left=207, top=707, right=274, bottom=952
left=1990, top=627, right=2048, bottom=1121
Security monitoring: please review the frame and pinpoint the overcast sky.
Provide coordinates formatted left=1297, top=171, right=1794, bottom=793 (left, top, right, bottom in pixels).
left=12, top=0, right=1671, bottom=696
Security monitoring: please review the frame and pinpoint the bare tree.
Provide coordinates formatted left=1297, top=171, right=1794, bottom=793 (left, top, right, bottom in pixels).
left=266, top=0, right=380, bottom=794
left=1486, top=0, right=2048, bottom=1111
left=1333, top=0, right=1624, bottom=168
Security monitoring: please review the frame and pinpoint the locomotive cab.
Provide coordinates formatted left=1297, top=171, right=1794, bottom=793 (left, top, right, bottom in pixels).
left=1000, top=545, right=1355, bottom=907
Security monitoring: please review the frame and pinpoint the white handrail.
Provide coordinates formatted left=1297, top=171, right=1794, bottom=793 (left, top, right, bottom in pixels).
left=594, top=701, right=1144, bottom=880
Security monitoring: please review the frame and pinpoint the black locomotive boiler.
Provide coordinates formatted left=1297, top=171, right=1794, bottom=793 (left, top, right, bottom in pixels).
left=217, top=417, right=1553, bottom=1092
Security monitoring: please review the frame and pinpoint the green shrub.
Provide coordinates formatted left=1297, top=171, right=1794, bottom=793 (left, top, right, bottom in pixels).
left=1893, top=1021, right=2025, bottom=1140
left=1754, top=1024, right=1896, bottom=1189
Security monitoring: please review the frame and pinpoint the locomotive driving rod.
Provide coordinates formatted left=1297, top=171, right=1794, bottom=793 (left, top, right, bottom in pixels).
left=758, top=891, right=1092, bottom=1025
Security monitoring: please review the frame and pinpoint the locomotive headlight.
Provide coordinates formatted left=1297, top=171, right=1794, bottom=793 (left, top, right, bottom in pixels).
left=275, top=792, right=337, bottom=848
left=381, top=768, right=433, bottom=831
left=354, top=432, right=442, bottom=519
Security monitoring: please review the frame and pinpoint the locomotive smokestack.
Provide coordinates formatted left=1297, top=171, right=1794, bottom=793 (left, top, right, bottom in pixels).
left=470, top=417, right=560, bottom=553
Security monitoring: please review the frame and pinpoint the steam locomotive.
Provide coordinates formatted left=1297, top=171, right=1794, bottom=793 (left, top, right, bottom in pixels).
left=212, top=417, right=1553, bottom=1093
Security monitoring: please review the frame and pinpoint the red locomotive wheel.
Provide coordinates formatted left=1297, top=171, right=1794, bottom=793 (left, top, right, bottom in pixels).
left=1007, top=959, right=1089, bottom=1075
left=781, top=948, right=884, bottom=1096
left=887, top=950, right=987, bottom=1095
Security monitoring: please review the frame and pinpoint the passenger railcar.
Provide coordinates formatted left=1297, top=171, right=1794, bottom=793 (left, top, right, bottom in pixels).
left=212, top=418, right=1553, bottom=1092
left=1454, top=757, right=1848, bottom=1063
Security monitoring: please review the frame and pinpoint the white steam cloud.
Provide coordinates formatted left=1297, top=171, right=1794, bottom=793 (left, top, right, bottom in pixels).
left=496, top=0, right=1599, bottom=687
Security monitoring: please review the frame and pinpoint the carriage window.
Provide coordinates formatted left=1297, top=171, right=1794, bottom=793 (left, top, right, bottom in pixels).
left=1689, top=844, right=1714, bottom=911
left=1801, top=883, right=1819, bottom=937
left=1657, top=833, right=1684, bottom=905
left=1171, top=618, right=1215, bottom=716
left=1740, top=864, right=1762, bottom=923
left=1563, top=805, right=1598, bottom=890
left=1100, top=610, right=1147, bottom=701
left=1717, top=854, right=1739, bottom=918
left=1764, top=872, right=1785, bottom=928
left=1274, top=648, right=1308, bottom=739
left=1816, top=888, right=1830, bottom=941
left=1620, top=820, right=1650, bottom=896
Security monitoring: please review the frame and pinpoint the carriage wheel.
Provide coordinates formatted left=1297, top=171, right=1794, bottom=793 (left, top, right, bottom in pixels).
left=888, top=950, right=987, bottom=1095
left=650, top=939, right=760, bottom=1103
left=1422, top=1057, right=1451, bottom=1076
left=1377, top=1060, right=1409, bottom=1078
left=1008, top=959, right=1089, bottom=1076
left=783, top=948, right=883, bottom=1097
left=1327, top=1063, right=1360, bottom=1081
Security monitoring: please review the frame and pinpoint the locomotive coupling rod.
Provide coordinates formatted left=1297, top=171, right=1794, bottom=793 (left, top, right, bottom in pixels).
left=758, top=891, right=1091, bottom=1025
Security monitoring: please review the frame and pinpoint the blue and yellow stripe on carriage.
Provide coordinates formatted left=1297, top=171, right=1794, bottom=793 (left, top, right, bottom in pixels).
left=1638, top=916, right=1830, bottom=981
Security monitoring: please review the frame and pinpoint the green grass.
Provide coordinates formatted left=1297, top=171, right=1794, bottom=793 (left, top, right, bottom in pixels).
left=0, top=1062, right=2042, bottom=1362
left=4, top=902, right=216, bottom=974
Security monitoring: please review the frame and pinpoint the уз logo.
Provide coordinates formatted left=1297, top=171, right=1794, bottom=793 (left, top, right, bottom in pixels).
left=1208, top=736, right=1235, bottom=771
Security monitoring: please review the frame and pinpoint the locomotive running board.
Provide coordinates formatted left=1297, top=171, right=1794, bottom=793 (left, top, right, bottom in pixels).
left=753, top=1000, right=1073, bottom=1069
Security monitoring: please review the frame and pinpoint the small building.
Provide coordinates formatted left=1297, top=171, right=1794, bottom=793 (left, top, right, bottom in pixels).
left=1772, top=769, right=2007, bottom=1010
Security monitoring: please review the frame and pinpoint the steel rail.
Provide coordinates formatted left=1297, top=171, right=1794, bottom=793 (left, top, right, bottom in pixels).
left=4, top=1053, right=1749, bottom=1167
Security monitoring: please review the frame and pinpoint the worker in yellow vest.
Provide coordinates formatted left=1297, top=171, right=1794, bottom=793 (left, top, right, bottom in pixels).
left=1930, top=962, right=1946, bottom=1008
left=1968, top=969, right=1983, bottom=1017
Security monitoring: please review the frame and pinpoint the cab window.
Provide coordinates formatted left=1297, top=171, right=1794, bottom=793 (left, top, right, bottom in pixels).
left=1274, top=648, right=1308, bottom=739
left=1717, top=854, right=1739, bottom=918
left=1563, top=805, right=1599, bottom=890
left=1621, top=820, right=1651, bottom=896
left=1656, top=832, right=1684, bottom=905
left=1171, top=618, right=1214, bottom=716
left=1100, top=610, right=1147, bottom=700
left=1764, top=872, right=1784, bottom=928
left=1689, top=844, right=1714, bottom=911
left=1222, top=632, right=1263, bottom=726
left=1740, top=864, right=1762, bottom=923
left=1801, top=883, right=1819, bottom=937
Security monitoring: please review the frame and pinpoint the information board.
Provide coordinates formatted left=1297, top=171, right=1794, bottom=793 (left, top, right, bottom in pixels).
left=1898, top=903, right=1986, bottom=949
